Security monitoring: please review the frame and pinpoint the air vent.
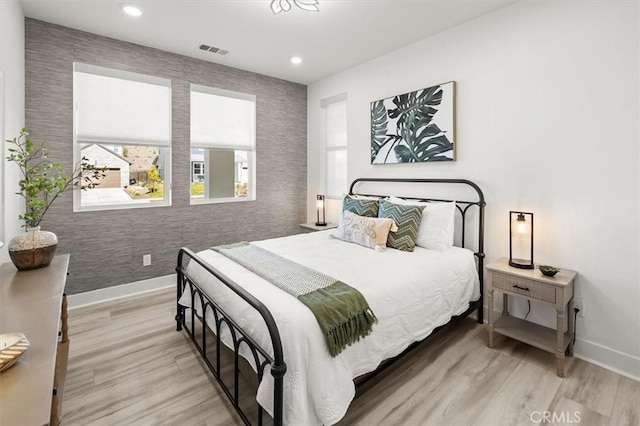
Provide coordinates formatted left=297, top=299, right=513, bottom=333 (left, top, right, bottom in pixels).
left=199, top=44, right=229, bottom=56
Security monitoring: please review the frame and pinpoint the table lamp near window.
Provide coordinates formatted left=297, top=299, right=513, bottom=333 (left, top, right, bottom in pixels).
left=509, top=211, right=534, bottom=269
left=316, top=195, right=327, bottom=226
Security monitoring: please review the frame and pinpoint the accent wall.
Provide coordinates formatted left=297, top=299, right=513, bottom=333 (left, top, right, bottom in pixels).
left=24, top=19, right=307, bottom=294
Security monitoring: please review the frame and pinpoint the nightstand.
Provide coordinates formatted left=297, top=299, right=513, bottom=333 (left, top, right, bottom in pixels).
left=299, top=223, right=337, bottom=232
left=486, top=258, right=577, bottom=377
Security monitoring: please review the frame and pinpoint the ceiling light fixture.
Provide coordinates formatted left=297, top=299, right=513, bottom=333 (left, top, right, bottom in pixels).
left=290, top=57, right=303, bottom=65
left=120, top=3, right=142, bottom=17
left=271, top=0, right=319, bottom=15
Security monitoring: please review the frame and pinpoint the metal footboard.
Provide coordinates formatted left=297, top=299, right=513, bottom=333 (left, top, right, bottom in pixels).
left=176, top=177, right=486, bottom=425
left=176, top=247, right=286, bottom=426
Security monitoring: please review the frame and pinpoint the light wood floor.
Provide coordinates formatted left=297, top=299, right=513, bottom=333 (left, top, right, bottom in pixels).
left=62, top=289, right=639, bottom=426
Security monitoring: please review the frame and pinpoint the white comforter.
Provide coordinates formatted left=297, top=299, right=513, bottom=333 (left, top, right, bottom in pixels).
left=179, top=230, right=480, bottom=425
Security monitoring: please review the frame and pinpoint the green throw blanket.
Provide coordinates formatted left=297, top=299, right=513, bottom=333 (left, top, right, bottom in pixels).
left=211, top=242, right=377, bottom=357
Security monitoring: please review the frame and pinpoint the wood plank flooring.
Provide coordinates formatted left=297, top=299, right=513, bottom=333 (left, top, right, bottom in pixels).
left=62, top=289, right=639, bottom=425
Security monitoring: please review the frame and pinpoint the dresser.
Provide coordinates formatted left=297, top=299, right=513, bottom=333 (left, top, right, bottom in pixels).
left=0, top=255, right=70, bottom=425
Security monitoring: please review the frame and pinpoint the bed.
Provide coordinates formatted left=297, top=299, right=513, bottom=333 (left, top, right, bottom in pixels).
left=175, top=178, right=486, bottom=426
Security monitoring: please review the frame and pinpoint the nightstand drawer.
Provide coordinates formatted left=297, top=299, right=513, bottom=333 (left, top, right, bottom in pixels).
left=492, top=272, right=556, bottom=303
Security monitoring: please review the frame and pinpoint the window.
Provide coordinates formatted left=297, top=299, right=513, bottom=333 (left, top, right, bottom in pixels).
left=190, top=85, right=256, bottom=203
left=322, top=94, right=348, bottom=198
left=73, top=63, right=172, bottom=210
left=192, top=160, right=205, bottom=182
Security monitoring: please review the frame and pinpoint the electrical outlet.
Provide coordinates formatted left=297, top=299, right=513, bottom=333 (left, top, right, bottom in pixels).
left=574, top=298, right=584, bottom=318
left=143, top=254, right=151, bottom=266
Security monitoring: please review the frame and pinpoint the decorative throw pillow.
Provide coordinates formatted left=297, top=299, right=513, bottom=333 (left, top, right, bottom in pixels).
left=342, top=195, right=379, bottom=218
left=332, top=210, right=397, bottom=251
left=387, top=196, right=456, bottom=252
left=378, top=199, right=424, bottom=252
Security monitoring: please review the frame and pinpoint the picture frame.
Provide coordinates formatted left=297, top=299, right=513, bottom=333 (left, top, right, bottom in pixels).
left=371, top=81, right=456, bottom=164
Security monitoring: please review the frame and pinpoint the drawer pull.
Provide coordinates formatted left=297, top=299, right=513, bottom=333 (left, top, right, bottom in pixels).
left=513, top=284, right=530, bottom=291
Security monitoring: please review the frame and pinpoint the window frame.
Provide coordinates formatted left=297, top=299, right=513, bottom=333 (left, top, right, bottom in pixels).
left=321, top=93, right=348, bottom=199
left=72, top=63, right=172, bottom=212
left=189, top=84, right=257, bottom=205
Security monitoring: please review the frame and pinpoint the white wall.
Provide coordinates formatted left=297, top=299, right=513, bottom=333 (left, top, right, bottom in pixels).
left=307, top=1, right=640, bottom=379
left=0, top=0, right=25, bottom=262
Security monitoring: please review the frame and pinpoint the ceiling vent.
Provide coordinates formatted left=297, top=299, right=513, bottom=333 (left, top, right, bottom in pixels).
left=199, top=44, right=229, bottom=56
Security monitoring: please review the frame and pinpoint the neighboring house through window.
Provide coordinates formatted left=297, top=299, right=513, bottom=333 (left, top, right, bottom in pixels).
left=192, top=159, right=205, bottom=182
left=322, top=93, right=348, bottom=198
left=190, top=84, right=256, bottom=203
left=81, top=144, right=132, bottom=188
left=73, top=63, right=172, bottom=210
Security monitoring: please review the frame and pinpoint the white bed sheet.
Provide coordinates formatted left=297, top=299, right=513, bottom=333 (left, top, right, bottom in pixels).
left=179, top=230, right=480, bottom=426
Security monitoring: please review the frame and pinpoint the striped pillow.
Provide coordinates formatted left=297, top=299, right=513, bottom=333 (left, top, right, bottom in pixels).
left=378, top=199, right=424, bottom=252
left=343, top=195, right=379, bottom=217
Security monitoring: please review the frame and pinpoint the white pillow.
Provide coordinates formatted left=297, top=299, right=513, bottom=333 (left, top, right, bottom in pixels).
left=348, top=194, right=381, bottom=200
left=387, top=196, right=455, bottom=251
left=332, top=210, right=398, bottom=252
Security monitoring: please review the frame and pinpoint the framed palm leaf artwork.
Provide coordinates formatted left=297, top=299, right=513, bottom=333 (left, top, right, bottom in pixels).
left=371, top=81, right=456, bottom=164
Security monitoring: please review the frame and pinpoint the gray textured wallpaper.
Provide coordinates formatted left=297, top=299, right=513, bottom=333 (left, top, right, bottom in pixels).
left=25, top=19, right=307, bottom=294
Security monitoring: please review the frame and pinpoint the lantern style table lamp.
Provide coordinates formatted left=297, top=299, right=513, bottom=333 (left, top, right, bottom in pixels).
left=315, top=195, right=327, bottom=226
left=509, top=211, right=534, bottom=269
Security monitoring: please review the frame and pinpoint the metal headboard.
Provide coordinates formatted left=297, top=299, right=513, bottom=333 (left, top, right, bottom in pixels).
left=349, top=177, right=486, bottom=322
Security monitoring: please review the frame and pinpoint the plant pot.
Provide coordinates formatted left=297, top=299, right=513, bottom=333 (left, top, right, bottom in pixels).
left=8, top=226, right=58, bottom=271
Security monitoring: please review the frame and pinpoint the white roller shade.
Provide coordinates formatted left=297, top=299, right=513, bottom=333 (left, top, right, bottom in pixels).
left=190, top=85, right=256, bottom=150
left=322, top=93, right=348, bottom=197
left=74, top=63, right=171, bottom=146
left=324, top=99, right=347, bottom=148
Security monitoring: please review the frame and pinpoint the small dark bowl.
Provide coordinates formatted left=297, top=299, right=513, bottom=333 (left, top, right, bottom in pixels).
left=539, top=265, right=560, bottom=277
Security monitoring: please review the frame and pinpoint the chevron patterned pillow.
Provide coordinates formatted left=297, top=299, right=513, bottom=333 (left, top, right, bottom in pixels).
left=343, top=195, right=379, bottom=217
left=378, top=199, right=425, bottom=252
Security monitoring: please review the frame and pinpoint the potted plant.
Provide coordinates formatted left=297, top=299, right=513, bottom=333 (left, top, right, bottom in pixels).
left=5, top=128, right=105, bottom=270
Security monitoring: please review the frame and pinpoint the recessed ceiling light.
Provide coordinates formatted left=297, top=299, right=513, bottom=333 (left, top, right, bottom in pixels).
left=120, top=3, right=142, bottom=17
left=291, top=57, right=303, bottom=65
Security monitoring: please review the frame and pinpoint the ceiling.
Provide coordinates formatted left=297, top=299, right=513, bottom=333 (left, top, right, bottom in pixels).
left=19, top=0, right=516, bottom=85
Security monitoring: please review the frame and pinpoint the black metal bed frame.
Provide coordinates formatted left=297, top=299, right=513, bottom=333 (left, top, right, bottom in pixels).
left=176, top=178, right=486, bottom=426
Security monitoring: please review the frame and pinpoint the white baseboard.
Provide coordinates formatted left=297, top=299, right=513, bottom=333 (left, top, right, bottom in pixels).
left=574, top=337, right=640, bottom=382
left=481, top=305, right=639, bottom=382
left=68, top=274, right=175, bottom=309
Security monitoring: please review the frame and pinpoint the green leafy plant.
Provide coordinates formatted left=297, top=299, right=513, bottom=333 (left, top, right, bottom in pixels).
left=235, top=182, right=248, bottom=197
left=146, top=165, right=161, bottom=193
left=190, top=182, right=204, bottom=196
left=5, top=128, right=106, bottom=228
